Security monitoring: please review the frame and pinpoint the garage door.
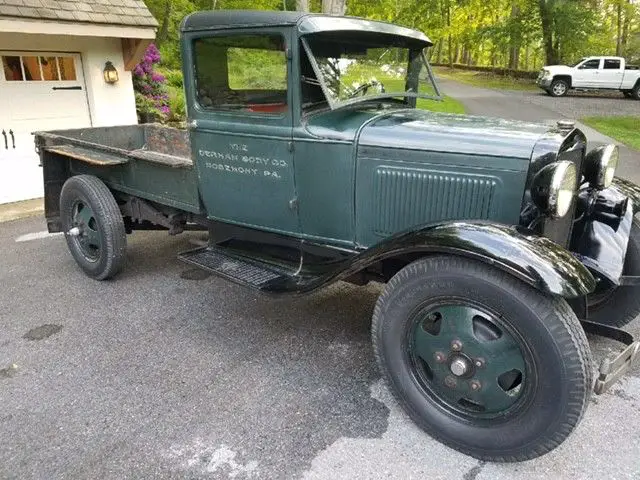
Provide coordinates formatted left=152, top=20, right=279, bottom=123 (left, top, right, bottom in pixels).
left=0, top=52, right=91, bottom=204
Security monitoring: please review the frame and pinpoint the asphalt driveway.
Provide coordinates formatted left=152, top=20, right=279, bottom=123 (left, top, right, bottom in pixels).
left=2, top=82, right=640, bottom=479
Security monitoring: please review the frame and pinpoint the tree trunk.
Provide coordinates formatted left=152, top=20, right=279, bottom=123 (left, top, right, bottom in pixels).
left=508, top=2, right=521, bottom=70
left=621, top=0, right=631, bottom=54
left=446, top=0, right=453, bottom=68
left=435, top=38, right=443, bottom=64
left=538, top=0, right=557, bottom=65
left=616, top=0, right=623, bottom=56
left=155, top=0, right=171, bottom=48
left=296, top=0, right=309, bottom=12
left=322, top=0, right=346, bottom=15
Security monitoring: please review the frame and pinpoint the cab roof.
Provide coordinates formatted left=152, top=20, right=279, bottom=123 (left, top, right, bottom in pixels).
left=180, top=10, right=432, bottom=46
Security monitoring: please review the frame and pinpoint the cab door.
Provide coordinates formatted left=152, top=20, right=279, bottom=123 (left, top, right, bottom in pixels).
left=573, top=58, right=601, bottom=88
left=185, top=30, right=299, bottom=235
left=599, top=58, right=624, bottom=89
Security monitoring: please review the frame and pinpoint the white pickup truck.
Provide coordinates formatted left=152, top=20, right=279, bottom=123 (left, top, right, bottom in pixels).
left=537, top=56, right=640, bottom=99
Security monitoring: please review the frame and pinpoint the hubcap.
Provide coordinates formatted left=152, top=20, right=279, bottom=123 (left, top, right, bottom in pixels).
left=409, top=303, right=527, bottom=417
left=553, top=83, right=566, bottom=95
left=449, top=356, right=471, bottom=377
left=69, top=200, right=101, bottom=262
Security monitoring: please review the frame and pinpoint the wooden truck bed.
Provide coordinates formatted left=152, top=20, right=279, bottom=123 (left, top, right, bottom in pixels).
left=35, top=124, right=201, bottom=231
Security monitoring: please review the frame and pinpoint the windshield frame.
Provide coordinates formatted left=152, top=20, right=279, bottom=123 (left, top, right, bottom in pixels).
left=300, top=35, right=442, bottom=111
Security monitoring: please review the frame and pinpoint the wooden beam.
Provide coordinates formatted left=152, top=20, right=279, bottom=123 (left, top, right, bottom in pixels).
left=122, top=38, right=152, bottom=71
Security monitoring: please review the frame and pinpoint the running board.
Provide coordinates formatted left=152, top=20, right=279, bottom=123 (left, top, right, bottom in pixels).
left=178, top=246, right=300, bottom=291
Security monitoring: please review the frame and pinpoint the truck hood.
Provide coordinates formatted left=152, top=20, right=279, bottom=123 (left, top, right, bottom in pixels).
left=541, top=65, right=573, bottom=75
left=357, top=109, right=552, bottom=159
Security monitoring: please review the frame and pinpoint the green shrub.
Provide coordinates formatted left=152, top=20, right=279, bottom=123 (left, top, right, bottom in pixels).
left=166, top=85, right=187, bottom=123
left=159, top=68, right=184, bottom=89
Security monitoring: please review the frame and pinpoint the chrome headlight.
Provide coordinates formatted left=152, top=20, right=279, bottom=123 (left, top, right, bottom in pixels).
left=584, top=144, right=618, bottom=189
left=531, top=160, right=577, bottom=218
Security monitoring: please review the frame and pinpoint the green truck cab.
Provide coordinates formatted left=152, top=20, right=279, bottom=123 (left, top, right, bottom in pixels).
left=36, top=10, right=640, bottom=462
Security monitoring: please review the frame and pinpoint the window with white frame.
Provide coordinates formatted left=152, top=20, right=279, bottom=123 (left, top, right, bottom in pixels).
left=1, top=55, right=77, bottom=82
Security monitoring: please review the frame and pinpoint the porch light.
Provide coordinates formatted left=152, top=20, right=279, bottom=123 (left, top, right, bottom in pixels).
left=103, top=61, right=119, bottom=84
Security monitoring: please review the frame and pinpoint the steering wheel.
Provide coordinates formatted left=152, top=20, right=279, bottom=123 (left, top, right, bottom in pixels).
left=348, top=80, right=385, bottom=98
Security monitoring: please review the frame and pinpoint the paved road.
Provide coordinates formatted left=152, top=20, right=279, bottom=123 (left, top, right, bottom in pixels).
left=2, top=83, right=640, bottom=479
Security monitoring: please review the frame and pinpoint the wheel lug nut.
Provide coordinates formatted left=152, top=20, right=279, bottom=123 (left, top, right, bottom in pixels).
left=444, top=376, right=457, bottom=388
left=474, top=358, right=485, bottom=368
left=451, top=340, right=462, bottom=351
left=470, top=380, right=481, bottom=391
left=434, top=352, right=446, bottom=363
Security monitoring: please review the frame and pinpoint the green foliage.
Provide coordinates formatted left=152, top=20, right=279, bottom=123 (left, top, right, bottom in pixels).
left=166, top=85, right=187, bottom=123
left=142, top=0, right=640, bottom=77
left=434, top=66, right=538, bottom=90
left=227, top=49, right=288, bottom=89
left=581, top=116, right=640, bottom=151
left=158, top=67, right=184, bottom=89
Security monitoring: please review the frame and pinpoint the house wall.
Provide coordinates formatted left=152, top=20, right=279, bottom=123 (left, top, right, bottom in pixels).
left=0, top=32, right=138, bottom=127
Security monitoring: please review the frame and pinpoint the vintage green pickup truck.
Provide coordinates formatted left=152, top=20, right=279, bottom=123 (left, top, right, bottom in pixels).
left=36, top=10, right=640, bottom=462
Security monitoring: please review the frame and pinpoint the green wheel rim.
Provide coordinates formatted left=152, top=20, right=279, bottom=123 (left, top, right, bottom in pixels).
left=408, top=301, right=528, bottom=418
left=71, top=200, right=101, bottom=262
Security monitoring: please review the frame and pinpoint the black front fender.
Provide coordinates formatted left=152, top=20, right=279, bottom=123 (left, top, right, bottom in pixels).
left=569, top=177, right=638, bottom=285
left=351, top=222, right=596, bottom=298
left=612, top=177, right=640, bottom=213
left=278, top=221, right=597, bottom=298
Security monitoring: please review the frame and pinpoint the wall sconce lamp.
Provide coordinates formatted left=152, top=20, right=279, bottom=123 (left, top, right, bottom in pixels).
left=103, top=61, right=119, bottom=84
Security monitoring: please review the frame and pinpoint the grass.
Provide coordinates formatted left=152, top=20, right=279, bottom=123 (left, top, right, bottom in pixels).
left=433, top=66, right=538, bottom=92
left=580, top=116, right=640, bottom=151
left=365, top=76, right=465, bottom=114
left=416, top=95, right=465, bottom=114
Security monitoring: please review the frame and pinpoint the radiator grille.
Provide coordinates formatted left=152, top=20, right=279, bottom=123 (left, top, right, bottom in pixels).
left=373, top=168, right=497, bottom=236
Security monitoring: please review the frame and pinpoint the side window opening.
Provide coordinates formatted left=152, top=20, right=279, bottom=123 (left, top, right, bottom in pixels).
left=603, top=59, right=621, bottom=70
left=194, top=34, right=288, bottom=114
left=580, top=59, right=600, bottom=69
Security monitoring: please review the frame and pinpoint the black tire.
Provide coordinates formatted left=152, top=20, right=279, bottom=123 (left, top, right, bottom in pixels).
left=60, top=175, right=126, bottom=280
left=372, top=256, right=592, bottom=462
left=587, top=219, right=640, bottom=327
left=549, top=78, right=569, bottom=97
left=632, top=84, right=640, bottom=100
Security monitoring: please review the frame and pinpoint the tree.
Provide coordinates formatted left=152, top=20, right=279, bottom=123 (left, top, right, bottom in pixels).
left=322, top=0, right=346, bottom=15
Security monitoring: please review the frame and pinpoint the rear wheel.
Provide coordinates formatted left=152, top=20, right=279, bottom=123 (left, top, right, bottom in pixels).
left=372, top=256, right=592, bottom=462
left=632, top=84, right=640, bottom=100
left=60, top=175, right=126, bottom=280
left=550, top=79, right=569, bottom=97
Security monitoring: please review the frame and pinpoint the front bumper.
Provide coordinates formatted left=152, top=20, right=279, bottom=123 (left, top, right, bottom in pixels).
left=536, top=74, right=552, bottom=88
left=581, top=320, right=640, bottom=394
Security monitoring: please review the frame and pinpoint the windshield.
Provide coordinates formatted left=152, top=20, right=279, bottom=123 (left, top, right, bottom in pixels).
left=302, top=33, right=440, bottom=110
left=569, top=58, right=587, bottom=67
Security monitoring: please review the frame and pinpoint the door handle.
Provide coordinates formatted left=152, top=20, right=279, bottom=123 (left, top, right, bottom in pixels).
left=52, top=86, right=82, bottom=91
left=1, top=130, right=6, bottom=150
left=9, top=129, right=15, bottom=149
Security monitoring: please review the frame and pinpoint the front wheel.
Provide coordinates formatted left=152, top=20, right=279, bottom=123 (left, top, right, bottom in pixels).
left=550, top=79, right=569, bottom=97
left=372, top=256, right=592, bottom=462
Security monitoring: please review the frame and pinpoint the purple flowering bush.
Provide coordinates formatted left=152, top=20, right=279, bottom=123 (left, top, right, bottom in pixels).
left=133, top=44, right=170, bottom=122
